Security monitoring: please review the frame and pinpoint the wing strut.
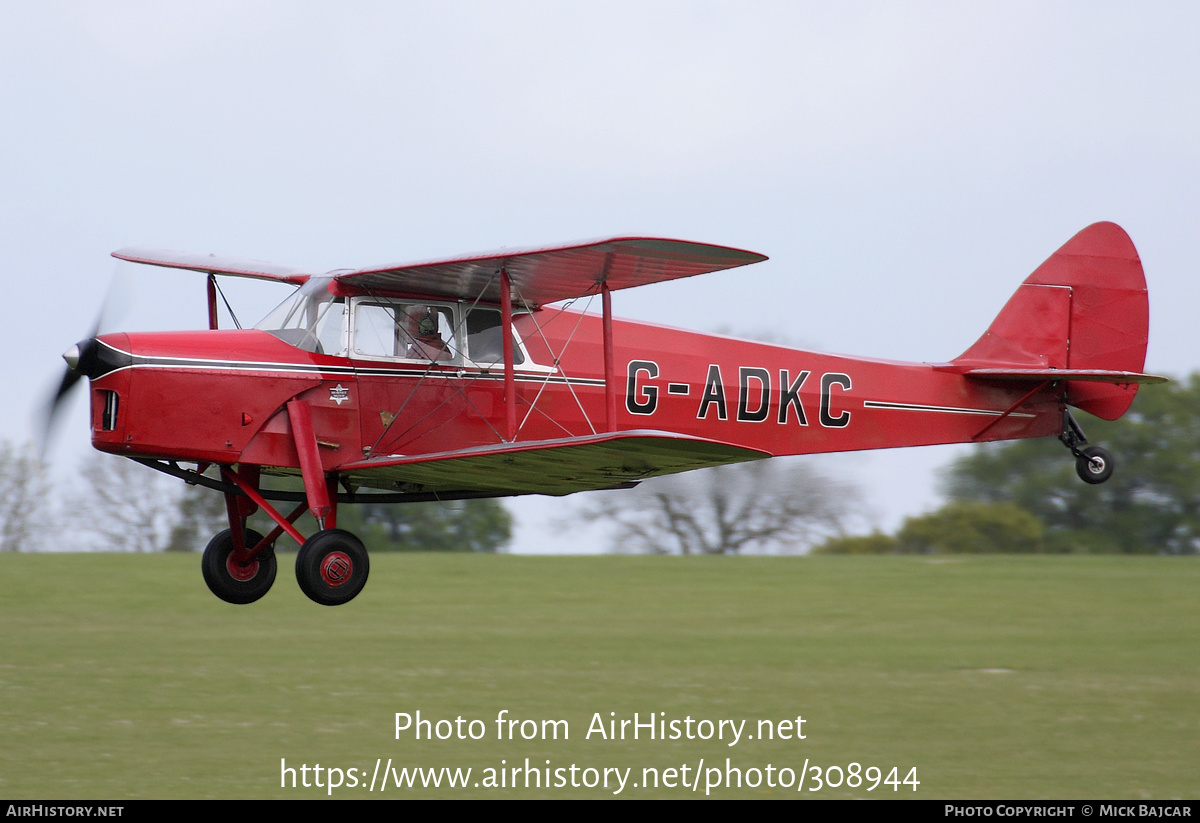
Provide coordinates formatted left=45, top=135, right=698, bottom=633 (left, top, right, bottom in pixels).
left=500, top=257, right=619, bottom=441
left=207, top=275, right=219, bottom=330
left=602, top=279, right=616, bottom=432
left=500, top=267, right=517, bottom=441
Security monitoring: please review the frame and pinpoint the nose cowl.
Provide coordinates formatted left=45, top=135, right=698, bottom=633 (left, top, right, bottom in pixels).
left=62, top=337, right=129, bottom=380
left=63, top=338, right=101, bottom=377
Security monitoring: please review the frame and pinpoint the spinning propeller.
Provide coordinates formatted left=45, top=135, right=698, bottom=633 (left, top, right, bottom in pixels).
left=40, top=273, right=130, bottom=456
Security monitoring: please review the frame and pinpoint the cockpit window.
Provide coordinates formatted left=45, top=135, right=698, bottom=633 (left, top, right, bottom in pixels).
left=351, top=299, right=458, bottom=363
left=465, top=308, right=524, bottom=366
left=255, top=278, right=346, bottom=355
left=258, top=284, right=534, bottom=369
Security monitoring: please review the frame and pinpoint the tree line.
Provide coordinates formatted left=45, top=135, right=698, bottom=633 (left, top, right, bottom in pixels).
left=7, top=373, right=1196, bottom=555
left=815, top=374, right=1200, bottom=555
left=0, top=450, right=511, bottom=554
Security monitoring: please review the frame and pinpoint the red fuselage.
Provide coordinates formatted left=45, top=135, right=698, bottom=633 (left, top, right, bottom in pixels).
left=87, top=309, right=1059, bottom=487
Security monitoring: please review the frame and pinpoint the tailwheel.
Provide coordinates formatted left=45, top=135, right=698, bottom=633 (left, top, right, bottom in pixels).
left=1075, top=446, right=1114, bottom=485
left=1059, top=409, right=1114, bottom=485
left=295, top=529, right=370, bottom=606
left=202, top=529, right=277, bottom=604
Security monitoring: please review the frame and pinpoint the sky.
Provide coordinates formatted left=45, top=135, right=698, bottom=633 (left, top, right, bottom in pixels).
left=4, top=2, right=1198, bottom=552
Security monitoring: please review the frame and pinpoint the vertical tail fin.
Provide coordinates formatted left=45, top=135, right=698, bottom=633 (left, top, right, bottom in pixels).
left=952, top=222, right=1151, bottom=420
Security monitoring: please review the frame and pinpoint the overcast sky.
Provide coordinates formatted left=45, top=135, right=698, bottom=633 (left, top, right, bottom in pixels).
left=5, top=2, right=1198, bottom=551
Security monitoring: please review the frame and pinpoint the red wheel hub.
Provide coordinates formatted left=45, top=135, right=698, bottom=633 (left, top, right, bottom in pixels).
left=320, top=551, right=353, bottom=587
left=226, top=552, right=260, bottom=581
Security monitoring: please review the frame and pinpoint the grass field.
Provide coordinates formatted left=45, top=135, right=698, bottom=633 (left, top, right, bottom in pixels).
left=0, top=553, right=1196, bottom=799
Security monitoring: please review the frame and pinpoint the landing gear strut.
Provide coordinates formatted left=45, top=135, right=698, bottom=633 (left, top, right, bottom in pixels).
left=1059, top=409, right=1114, bottom=485
left=209, top=462, right=373, bottom=606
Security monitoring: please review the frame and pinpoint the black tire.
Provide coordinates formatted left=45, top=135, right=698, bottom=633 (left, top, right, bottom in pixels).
left=1076, top=446, right=1114, bottom=485
left=201, top=529, right=277, bottom=604
left=295, top=529, right=370, bottom=606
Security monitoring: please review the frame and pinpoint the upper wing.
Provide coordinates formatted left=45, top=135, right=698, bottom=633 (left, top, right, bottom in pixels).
left=333, top=237, right=767, bottom=307
left=111, top=237, right=766, bottom=305
left=112, top=247, right=313, bottom=285
left=336, top=430, right=770, bottom=496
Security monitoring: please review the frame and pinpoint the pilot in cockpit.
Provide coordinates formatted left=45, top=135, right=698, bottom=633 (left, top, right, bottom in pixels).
left=402, top=305, right=452, bottom=361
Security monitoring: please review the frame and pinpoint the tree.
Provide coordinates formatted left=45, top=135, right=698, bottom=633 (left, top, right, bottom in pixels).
left=70, top=454, right=181, bottom=552
left=895, top=501, right=1046, bottom=554
left=342, top=498, right=512, bottom=552
left=812, top=503, right=1048, bottom=555
left=576, top=458, right=866, bottom=555
left=813, top=531, right=900, bottom=555
left=943, top=374, right=1200, bottom=554
left=166, top=481, right=229, bottom=553
left=0, top=441, right=48, bottom=552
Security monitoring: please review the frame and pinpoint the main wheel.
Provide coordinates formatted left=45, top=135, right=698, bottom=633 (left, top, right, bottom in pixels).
left=202, top=529, right=277, bottom=604
left=1076, top=446, right=1114, bottom=485
left=295, top=529, right=369, bottom=606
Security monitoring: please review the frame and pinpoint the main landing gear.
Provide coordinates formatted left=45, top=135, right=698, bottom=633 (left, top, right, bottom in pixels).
left=200, top=524, right=369, bottom=607
left=1059, top=409, right=1114, bottom=485
left=200, top=462, right=372, bottom=606
left=202, top=525, right=368, bottom=606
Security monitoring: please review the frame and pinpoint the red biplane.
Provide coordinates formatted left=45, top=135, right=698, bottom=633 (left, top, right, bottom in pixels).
left=51, top=222, right=1161, bottom=605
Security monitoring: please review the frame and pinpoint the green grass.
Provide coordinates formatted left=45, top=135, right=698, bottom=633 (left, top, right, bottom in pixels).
left=0, top=553, right=1197, bottom=798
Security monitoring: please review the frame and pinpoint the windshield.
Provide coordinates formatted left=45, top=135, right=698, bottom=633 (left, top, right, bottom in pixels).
left=255, top=277, right=346, bottom=355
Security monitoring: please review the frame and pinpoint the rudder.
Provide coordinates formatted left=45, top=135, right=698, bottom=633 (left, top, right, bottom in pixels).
left=953, top=222, right=1150, bottom=420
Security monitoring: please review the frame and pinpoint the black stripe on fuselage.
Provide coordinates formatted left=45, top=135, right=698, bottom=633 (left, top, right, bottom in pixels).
left=862, top=400, right=1036, bottom=418
left=91, top=342, right=606, bottom=387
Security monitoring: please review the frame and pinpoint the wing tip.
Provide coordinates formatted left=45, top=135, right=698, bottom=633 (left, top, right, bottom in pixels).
left=110, top=246, right=311, bottom=284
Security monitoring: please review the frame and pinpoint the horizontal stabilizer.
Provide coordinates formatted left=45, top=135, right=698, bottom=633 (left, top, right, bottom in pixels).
left=337, top=430, right=769, bottom=496
left=963, top=368, right=1167, bottom=385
